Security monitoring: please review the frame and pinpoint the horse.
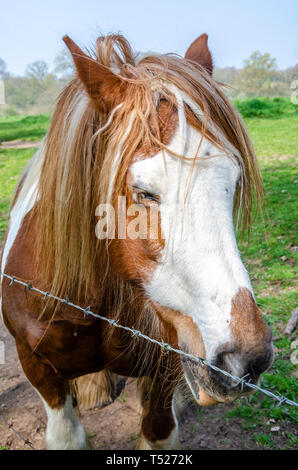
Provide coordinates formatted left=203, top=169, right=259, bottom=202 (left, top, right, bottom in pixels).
left=0, top=32, right=274, bottom=450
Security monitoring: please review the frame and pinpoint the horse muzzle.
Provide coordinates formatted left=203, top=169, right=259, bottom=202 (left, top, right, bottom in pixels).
left=182, top=340, right=274, bottom=405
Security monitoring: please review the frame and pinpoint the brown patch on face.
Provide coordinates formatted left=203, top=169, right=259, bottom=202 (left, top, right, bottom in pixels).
left=156, top=98, right=179, bottom=146
left=112, top=98, right=178, bottom=283
left=156, top=306, right=206, bottom=358
left=132, top=97, right=178, bottom=162
left=230, top=288, right=272, bottom=355
left=154, top=306, right=220, bottom=406
left=108, top=187, right=163, bottom=283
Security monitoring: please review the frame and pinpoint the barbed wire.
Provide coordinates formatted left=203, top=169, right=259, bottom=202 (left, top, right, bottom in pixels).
left=0, top=413, right=36, bottom=450
left=1, top=271, right=297, bottom=409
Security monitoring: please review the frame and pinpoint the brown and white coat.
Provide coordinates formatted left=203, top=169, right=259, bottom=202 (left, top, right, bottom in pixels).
left=0, top=33, right=273, bottom=450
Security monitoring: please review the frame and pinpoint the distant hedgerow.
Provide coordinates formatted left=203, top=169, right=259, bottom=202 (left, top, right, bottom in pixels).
left=234, top=97, right=298, bottom=118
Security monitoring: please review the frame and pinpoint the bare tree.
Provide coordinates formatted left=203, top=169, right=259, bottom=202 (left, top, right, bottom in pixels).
left=26, top=60, right=49, bottom=81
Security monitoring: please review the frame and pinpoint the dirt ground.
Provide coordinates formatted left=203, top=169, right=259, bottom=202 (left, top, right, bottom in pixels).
left=0, top=321, right=296, bottom=451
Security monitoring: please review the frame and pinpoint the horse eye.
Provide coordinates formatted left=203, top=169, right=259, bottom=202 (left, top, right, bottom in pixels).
left=133, top=191, right=159, bottom=204
left=131, top=185, right=160, bottom=204
left=138, top=192, right=159, bottom=203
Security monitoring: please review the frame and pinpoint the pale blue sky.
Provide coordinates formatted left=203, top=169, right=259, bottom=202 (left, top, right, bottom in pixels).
left=1, top=0, right=297, bottom=75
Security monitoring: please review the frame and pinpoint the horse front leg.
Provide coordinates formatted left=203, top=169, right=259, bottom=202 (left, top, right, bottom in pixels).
left=16, top=340, right=89, bottom=450
left=136, top=377, right=180, bottom=450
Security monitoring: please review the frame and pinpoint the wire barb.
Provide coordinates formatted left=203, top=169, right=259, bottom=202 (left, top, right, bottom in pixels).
left=238, top=373, right=251, bottom=391
left=131, top=328, right=141, bottom=339
left=84, top=306, right=91, bottom=318
left=161, top=342, right=170, bottom=353
left=277, top=396, right=288, bottom=408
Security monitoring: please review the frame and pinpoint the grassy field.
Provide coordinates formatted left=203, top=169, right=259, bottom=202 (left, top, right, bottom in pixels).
left=246, top=114, right=298, bottom=156
left=0, top=115, right=50, bottom=142
left=0, top=110, right=297, bottom=449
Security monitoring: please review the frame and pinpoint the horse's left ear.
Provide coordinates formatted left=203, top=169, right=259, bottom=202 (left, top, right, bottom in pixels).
left=63, top=35, right=126, bottom=112
left=185, top=33, right=213, bottom=75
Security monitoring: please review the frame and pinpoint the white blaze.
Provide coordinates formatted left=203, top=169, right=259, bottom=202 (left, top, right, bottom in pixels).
left=130, top=110, right=253, bottom=360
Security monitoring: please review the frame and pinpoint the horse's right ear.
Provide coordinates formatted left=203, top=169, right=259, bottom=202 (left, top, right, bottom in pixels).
left=63, top=35, right=126, bottom=112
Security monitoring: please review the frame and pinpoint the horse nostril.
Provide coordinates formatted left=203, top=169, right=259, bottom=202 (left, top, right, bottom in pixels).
left=246, top=350, right=273, bottom=379
left=213, top=343, right=273, bottom=384
left=213, top=343, right=236, bottom=366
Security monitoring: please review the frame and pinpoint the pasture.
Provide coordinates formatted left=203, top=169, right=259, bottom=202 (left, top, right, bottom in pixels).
left=0, top=105, right=297, bottom=450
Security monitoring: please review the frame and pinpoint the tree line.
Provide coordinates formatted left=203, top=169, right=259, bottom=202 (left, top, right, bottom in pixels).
left=0, top=49, right=297, bottom=116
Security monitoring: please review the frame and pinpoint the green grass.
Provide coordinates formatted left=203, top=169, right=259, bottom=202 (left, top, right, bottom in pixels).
left=245, top=114, right=298, bottom=156
left=0, top=110, right=297, bottom=447
left=234, top=148, right=298, bottom=428
left=254, top=432, right=275, bottom=450
left=0, top=148, right=36, bottom=240
left=0, top=114, right=50, bottom=142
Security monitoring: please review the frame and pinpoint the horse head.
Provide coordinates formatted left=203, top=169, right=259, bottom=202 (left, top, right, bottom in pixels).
left=63, top=33, right=273, bottom=406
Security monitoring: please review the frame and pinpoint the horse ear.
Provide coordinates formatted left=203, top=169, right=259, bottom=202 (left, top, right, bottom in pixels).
left=185, top=33, right=213, bottom=75
left=63, top=35, right=126, bottom=112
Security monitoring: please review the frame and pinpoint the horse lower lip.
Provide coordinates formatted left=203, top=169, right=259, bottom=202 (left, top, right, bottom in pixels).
left=197, top=388, right=218, bottom=406
left=183, top=367, right=218, bottom=403
left=184, top=364, right=252, bottom=400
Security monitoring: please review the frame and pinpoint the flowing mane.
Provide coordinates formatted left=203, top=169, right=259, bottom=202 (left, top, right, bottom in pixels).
left=29, top=34, right=263, bottom=305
